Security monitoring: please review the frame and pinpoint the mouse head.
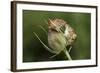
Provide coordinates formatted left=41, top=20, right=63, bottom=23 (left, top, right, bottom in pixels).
left=48, top=19, right=66, bottom=32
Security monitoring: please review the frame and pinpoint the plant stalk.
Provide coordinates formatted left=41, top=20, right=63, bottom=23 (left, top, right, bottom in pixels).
left=63, top=49, right=72, bottom=60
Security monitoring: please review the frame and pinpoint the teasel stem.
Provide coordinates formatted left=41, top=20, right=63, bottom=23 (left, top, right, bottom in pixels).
left=38, top=25, right=48, bottom=36
left=63, top=48, right=72, bottom=60
left=68, top=46, right=72, bottom=53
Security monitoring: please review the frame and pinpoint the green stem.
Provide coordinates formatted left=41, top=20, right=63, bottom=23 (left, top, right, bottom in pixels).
left=38, top=25, right=48, bottom=36
left=63, top=49, right=72, bottom=60
left=68, top=46, right=72, bottom=53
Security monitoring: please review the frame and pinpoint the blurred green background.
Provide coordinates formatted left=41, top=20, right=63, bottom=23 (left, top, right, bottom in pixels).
left=23, top=10, right=91, bottom=62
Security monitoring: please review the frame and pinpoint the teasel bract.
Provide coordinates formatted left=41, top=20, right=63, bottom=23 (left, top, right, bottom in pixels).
left=34, top=18, right=77, bottom=60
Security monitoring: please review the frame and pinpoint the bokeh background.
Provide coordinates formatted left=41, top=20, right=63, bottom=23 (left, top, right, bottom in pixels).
left=23, top=10, right=91, bottom=62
